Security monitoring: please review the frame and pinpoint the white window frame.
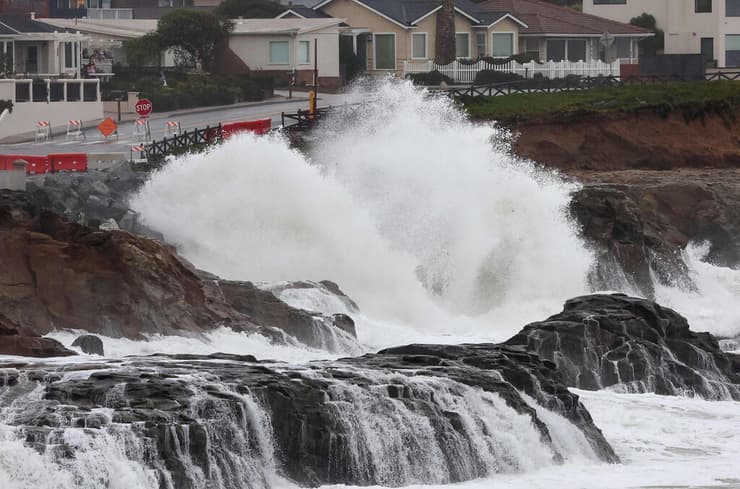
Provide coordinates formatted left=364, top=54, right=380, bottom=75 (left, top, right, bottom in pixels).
left=269, top=40, right=290, bottom=65
left=373, top=32, right=396, bottom=70
left=411, top=32, right=428, bottom=59
left=298, top=40, right=311, bottom=65
left=491, top=31, right=516, bottom=58
left=455, top=32, right=471, bottom=59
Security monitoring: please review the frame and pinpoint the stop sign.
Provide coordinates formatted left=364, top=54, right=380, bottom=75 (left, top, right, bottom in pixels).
left=135, top=98, right=153, bottom=117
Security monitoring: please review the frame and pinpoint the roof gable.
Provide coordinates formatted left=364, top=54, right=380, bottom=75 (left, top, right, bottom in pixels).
left=0, top=15, right=59, bottom=34
left=477, top=0, right=651, bottom=35
left=314, top=0, right=495, bottom=27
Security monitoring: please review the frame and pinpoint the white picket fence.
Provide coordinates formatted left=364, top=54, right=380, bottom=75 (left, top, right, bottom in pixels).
left=403, top=59, right=622, bottom=83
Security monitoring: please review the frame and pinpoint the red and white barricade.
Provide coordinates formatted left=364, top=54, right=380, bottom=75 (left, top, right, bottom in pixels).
left=35, top=121, right=51, bottom=142
left=66, top=120, right=85, bottom=140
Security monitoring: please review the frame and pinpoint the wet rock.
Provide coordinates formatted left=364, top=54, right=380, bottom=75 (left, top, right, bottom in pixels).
left=2, top=340, right=618, bottom=488
left=505, top=294, right=740, bottom=400
left=71, top=334, right=104, bottom=355
left=0, top=313, right=76, bottom=357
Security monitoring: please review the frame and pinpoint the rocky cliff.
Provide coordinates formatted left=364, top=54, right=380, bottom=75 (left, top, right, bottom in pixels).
left=0, top=191, right=358, bottom=355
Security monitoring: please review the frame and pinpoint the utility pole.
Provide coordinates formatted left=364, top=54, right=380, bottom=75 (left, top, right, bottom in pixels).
left=310, top=38, right=318, bottom=118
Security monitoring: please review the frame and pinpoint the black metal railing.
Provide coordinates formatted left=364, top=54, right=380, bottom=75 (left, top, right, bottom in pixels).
left=144, top=124, right=223, bottom=161
left=705, top=70, right=740, bottom=81
left=281, top=107, right=332, bottom=131
left=441, top=74, right=686, bottom=99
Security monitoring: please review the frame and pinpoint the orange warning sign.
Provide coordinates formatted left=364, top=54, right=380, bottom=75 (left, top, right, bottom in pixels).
left=97, top=117, right=117, bottom=137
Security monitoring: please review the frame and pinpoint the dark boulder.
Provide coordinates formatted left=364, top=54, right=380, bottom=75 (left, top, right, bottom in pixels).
left=71, top=334, right=104, bottom=355
left=505, top=294, right=740, bottom=400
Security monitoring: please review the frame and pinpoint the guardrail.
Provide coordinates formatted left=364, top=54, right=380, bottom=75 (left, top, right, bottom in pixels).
left=440, top=74, right=684, bottom=99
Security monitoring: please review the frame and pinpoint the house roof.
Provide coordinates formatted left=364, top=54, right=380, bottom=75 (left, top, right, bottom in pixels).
left=312, top=0, right=527, bottom=28
left=0, top=15, right=59, bottom=34
left=276, top=5, right=332, bottom=19
left=230, top=18, right=345, bottom=35
left=40, top=18, right=159, bottom=39
left=477, top=0, right=651, bottom=36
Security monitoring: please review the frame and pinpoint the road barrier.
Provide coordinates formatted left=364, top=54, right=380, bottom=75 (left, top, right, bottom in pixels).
left=35, top=121, right=51, bottom=142
left=134, top=118, right=151, bottom=142
left=221, top=119, right=271, bottom=138
left=49, top=153, right=88, bottom=173
left=165, top=121, right=182, bottom=137
left=66, top=120, right=85, bottom=140
left=0, top=153, right=87, bottom=175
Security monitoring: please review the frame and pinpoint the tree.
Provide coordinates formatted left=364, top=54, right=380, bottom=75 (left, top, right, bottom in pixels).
left=157, top=10, right=231, bottom=72
left=630, top=13, right=664, bottom=56
left=434, top=0, right=456, bottom=64
left=123, top=32, right=162, bottom=70
left=215, top=0, right=284, bottom=18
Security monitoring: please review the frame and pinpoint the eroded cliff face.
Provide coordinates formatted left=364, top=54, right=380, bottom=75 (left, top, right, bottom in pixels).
left=511, top=110, right=740, bottom=172
left=0, top=191, right=358, bottom=355
left=510, top=110, right=740, bottom=298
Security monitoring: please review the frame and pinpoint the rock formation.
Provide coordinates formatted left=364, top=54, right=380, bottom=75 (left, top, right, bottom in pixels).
left=0, top=313, right=75, bottom=357
left=71, top=334, right=104, bottom=355
left=0, top=191, right=358, bottom=354
left=0, top=342, right=617, bottom=489
left=505, top=294, right=740, bottom=400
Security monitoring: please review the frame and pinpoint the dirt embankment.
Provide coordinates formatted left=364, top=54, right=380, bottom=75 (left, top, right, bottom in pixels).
left=511, top=110, right=740, bottom=171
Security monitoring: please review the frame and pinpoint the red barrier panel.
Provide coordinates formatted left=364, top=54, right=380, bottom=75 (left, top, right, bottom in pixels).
left=49, top=153, right=88, bottom=173
left=0, top=154, right=50, bottom=174
left=620, top=64, right=640, bottom=79
left=222, top=118, right=272, bottom=139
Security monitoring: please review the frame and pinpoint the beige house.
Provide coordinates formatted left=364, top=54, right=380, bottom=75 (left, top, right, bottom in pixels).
left=308, top=0, right=527, bottom=73
left=583, top=0, right=740, bottom=67
left=226, top=18, right=344, bottom=87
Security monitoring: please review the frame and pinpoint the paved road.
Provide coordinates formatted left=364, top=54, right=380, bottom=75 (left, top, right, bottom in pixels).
left=0, top=91, right=349, bottom=156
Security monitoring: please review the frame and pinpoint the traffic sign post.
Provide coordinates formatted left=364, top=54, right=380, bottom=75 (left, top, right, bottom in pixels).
left=135, top=98, right=153, bottom=118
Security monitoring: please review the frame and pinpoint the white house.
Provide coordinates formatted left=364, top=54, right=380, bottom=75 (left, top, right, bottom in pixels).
left=225, top=18, right=345, bottom=88
left=583, top=0, right=740, bottom=67
left=0, top=14, right=103, bottom=142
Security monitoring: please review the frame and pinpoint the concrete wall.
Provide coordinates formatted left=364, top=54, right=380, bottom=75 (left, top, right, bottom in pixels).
left=228, top=26, right=341, bottom=78
left=583, top=0, right=740, bottom=67
left=0, top=80, right=103, bottom=141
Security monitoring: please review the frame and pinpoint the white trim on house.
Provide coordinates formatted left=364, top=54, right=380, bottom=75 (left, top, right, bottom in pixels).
left=276, top=9, right=308, bottom=19
left=373, top=32, right=397, bottom=70
left=484, top=13, right=529, bottom=29
left=453, top=6, right=480, bottom=24
left=410, top=5, right=442, bottom=25
left=411, top=31, right=428, bottom=59
left=314, top=0, right=410, bottom=29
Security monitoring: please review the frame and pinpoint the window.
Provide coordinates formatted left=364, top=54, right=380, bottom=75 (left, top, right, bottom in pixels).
left=593, top=0, right=626, bottom=4
left=269, top=41, right=289, bottom=64
left=374, top=33, right=395, bottom=70
left=616, top=38, right=631, bottom=59
left=728, top=0, right=740, bottom=16
left=455, top=33, right=470, bottom=58
left=298, top=40, right=310, bottom=64
left=567, top=39, right=587, bottom=61
left=412, top=33, right=427, bottom=59
left=726, top=34, right=740, bottom=66
left=700, top=37, right=714, bottom=63
left=547, top=39, right=565, bottom=61
left=695, top=0, right=712, bottom=12
left=64, top=42, right=73, bottom=68
left=492, top=33, right=514, bottom=57
left=476, top=32, right=486, bottom=57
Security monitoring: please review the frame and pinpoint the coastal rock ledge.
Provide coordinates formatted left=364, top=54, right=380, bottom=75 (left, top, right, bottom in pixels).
left=506, top=294, right=740, bottom=400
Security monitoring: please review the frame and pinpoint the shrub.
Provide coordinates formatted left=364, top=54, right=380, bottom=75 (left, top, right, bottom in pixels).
left=406, top=70, right=454, bottom=86
left=474, top=70, right=524, bottom=85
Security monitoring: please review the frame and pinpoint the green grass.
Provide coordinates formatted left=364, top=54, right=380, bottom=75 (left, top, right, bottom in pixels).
left=462, top=81, right=740, bottom=122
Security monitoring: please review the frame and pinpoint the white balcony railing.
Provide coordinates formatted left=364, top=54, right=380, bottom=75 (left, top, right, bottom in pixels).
left=87, top=8, right=133, bottom=19
left=0, top=78, right=101, bottom=103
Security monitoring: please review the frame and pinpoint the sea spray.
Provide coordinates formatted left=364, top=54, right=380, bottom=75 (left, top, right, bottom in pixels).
left=131, top=80, right=593, bottom=344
